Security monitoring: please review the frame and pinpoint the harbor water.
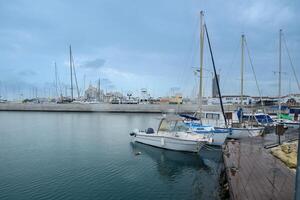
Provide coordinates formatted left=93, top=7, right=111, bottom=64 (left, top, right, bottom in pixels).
left=0, top=112, right=223, bottom=200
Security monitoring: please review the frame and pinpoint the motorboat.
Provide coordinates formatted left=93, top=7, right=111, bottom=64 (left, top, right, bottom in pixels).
left=130, top=116, right=212, bottom=153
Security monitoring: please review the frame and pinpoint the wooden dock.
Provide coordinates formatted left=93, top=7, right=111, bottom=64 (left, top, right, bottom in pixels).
left=223, top=132, right=298, bottom=200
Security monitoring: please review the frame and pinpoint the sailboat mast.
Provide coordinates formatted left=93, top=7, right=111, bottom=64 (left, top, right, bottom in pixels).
left=240, top=34, right=245, bottom=107
left=278, top=29, right=282, bottom=114
left=199, top=11, right=204, bottom=113
left=54, top=62, right=58, bottom=98
left=69, top=45, right=74, bottom=100
left=71, top=54, right=80, bottom=98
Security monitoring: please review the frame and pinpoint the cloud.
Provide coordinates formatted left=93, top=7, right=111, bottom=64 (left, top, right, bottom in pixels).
left=81, top=58, right=106, bottom=69
left=100, top=78, right=112, bottom=85
left=239, top=1, right=294, bottom=26
left=18, top=69, right=36, bottom=76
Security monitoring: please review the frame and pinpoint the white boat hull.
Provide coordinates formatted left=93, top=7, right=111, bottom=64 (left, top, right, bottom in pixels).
left=210, top=132, right=228, bottom=146
left=227, top=127, right=264, bottom=139
left=132, top=132, right=206, bottom=153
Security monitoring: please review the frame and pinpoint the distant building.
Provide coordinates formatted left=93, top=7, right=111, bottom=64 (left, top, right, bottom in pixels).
left=85, top=85, right=103, bottom=102
left=103, top=92, right=123, bottom=103
left=223, top=95, right=252, bottom=105
left=212, top=74, right=220, bottom=98
left=208, top=95, right=252, bottom=105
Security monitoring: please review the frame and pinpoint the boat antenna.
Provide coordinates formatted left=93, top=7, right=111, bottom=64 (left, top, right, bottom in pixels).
left=204, top=23, right=228, bottom=127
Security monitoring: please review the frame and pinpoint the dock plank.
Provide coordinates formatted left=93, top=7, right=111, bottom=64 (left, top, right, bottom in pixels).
left=223, top=136, right=296, bottom=200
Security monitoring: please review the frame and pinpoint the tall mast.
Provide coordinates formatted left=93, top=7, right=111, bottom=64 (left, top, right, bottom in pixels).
left=240, top=34, right=245, bottom=107
left=199, top=11, right=204, bottom=113
left=83, top=74, right=86, bottom=94
left=278, top=29, right=282, bottom=114
left=54, top=62, right=58, bottom=98
left=69, top=45, right=74, bottom=100
left=71, top=54, right=80, bottom=98
left=98, top=78, right=101, bottom=101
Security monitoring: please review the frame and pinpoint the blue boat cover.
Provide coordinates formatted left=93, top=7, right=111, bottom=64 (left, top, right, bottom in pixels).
left=179, top=114, right=199, bottom=121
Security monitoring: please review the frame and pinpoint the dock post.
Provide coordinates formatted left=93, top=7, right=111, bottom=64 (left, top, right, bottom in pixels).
left=295, top=130, right=300, bottom=199
left=276, top=124, right=284, bottom=145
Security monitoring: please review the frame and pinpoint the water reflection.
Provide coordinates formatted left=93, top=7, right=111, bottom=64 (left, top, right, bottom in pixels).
left=130, top=142, right=223, bottom=199
left=131, top=142, right=208, bottom=174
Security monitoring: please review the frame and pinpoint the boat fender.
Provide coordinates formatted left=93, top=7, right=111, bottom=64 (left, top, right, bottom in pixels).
left=161, top=138, right=165, bottom=146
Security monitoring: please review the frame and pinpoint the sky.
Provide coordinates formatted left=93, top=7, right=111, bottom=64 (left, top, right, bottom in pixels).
left=0, top=0, right=299, bottom=99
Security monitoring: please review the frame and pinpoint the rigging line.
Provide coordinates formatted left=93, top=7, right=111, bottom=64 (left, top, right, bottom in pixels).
left=204, top=23, right=228, bottom=127
left=180, top=15, right=200, bottom=95
left=71, top=55, right=80, bottom=98
left=282, top=33, right=300, bottom=92
left=56, top=66, right=63, bottom=97
left=244, top=37, right=263, bottom=106
left=222, top=40, right=240, bottom=94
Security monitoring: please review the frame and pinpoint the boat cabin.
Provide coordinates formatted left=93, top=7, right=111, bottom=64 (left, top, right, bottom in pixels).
left=158, top=117, right=189, bottom=132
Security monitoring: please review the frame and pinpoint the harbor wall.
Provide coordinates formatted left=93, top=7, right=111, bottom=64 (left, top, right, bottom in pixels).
left=0, top=103, right=238, bottom=113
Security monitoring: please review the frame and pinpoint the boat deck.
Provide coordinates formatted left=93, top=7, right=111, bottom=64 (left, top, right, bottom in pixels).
left=223, top=130, right=298, bottom=200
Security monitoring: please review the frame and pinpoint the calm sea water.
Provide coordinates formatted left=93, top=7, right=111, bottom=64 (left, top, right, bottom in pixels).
left=0, top=111, right=223, bottom=200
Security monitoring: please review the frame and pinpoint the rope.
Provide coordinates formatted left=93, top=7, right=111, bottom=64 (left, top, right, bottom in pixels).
left=204, top=23, right=228, bottom=127
left=244, top=36, right=269, bottom=123
left=178, top=16, right=200, bottom=98
left=244, top=37, right=263, bottom=106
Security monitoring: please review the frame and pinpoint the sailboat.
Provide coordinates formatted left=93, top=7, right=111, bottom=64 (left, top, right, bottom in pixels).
left=226, top=34, right=264, bottom=139
left=180, top=11, right=229, bottom=146
left=129, top=11, right=221, bottom=152
left=184, top=31, right=264, bottom=140
left=273, top=29, right=300, bottom=130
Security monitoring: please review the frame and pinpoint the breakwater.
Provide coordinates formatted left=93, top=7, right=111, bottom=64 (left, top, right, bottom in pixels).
left=0, top=103, right=237, bottom=113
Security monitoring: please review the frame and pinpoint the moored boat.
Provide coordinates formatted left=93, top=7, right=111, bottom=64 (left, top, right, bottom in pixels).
left=226, top=127, right=264, bottom=139
left=181, top=114, right=229, bottom=146
left=130, top=116, right=212, bottom=153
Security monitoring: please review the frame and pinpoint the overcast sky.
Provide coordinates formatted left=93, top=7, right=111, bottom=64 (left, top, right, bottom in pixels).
left=0, top=0, right=299, bottom=99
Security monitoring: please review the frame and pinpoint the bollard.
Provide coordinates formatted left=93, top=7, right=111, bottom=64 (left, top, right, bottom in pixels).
left=276, top=124, right=285, bottom=145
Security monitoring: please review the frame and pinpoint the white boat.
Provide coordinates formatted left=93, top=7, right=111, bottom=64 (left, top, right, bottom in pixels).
left=226, top=127, right=264, bottom=139
left=180, top=115, right=229, bottom=146
left=193, top=111, right=265, bottom=139
left=130, top=117, right=212, bottom=153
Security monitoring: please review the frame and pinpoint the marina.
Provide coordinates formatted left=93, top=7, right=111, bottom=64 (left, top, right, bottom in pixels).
left=0, top=0, right=300, bottom=199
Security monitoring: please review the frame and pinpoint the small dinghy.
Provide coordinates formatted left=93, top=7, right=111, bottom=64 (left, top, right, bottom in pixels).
left=130, top=116, right=212, bottom=153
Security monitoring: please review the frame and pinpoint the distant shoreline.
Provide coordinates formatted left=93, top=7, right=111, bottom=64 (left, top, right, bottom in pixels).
left=0, top=103, right=237, bottom=113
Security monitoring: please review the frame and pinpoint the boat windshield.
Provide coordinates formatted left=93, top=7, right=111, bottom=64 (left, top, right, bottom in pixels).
left=255, top=115, right=274, bottom=124
left=158, top=119, right=189, bottom=132
left=174, top=121, right=189, bottom=132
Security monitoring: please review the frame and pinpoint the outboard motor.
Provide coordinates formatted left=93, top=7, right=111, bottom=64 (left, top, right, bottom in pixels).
left=146, top=128, right=154, bottom=134
left=129, top=129, right=139, bottom=136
